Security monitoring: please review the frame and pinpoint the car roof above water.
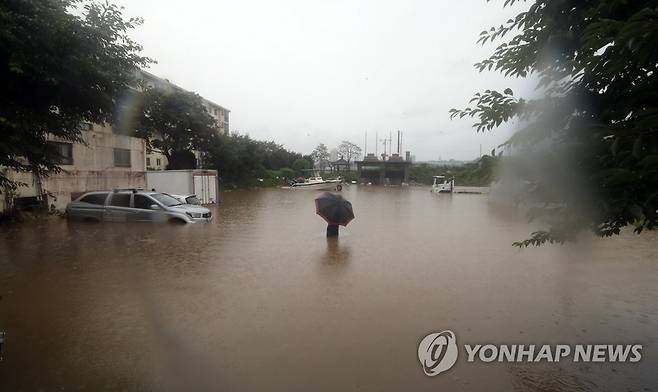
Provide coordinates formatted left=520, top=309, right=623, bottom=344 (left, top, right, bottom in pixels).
left=76, top=190, right=161, bottom=199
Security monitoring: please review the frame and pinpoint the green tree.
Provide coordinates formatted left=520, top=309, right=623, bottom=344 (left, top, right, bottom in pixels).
left=206, top=133, right=267, bottom=187
left=206, top=133, right=311, bottom=187
left=450, top=0, right=658, bottom=246
left=136, top=88, right=218, bottom=169
left=0, top=0, right=151, bottom=190
left=259, top=140, right=303, bottom=170
left=310, top=143, right=330, bottom=170
left=292, top=157, right=312, bottom=176
left=337, top=140, right=362, bottom=163
left=279, top=167, right=295, bottom=180
left=409, top=157, right=497, bottom=186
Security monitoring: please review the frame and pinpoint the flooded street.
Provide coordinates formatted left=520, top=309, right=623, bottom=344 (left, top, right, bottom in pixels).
left=1, top=186, right=657, bottom=391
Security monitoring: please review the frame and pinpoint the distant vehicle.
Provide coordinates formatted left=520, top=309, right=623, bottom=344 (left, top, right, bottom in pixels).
left=431, top=176, right=454, bottom=193
left=288, top=176, right=342, bottom=191
left=168, top=194, right=202, bottom=205
left=66, top=189, right=212, bottom=223
left=146, top=169, right=218, bottom=205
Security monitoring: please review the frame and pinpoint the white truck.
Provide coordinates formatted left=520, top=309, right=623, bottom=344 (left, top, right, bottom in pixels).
left=146, top=169, right=219, bottom=205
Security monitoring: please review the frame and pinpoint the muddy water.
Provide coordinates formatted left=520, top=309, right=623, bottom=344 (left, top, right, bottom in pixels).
left=0, top=186, right=657, bottom=391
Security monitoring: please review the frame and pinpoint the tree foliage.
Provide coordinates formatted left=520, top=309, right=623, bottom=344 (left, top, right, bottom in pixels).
left=206, top=133, right=264, bottom=186
left=310, top=143, right=330, bottom=169
left=135, top=87, right=218, bottom=169
left=279, top=167, right=295, bottom=180
left=409, top=156, right=498, bottom=187
left=206, top=133, right=305, bottom=187
left=292, top=157, right=313, bottom=175
left=337, top=140, right=362, bottom=163
left=0, top=0, right=151, bottom=190
left=259, top=141, right=303, bottom=170
left=450, top=0, right=658, bottom=246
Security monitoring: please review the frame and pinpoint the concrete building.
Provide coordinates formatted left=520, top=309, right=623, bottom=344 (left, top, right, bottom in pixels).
left=356, top=153, right=412, bottom=185
left=1, top=122, right=147, bottom=212
left=0, top=69, right=228, bottom=212
left=138, top=70, right=230, bottom=171
left=138, top=70, right=230, bottom=135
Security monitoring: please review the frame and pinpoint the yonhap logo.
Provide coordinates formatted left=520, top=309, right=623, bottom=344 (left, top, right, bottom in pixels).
left=417, top=329, right=643, bottom=377
left=418, top=330, right=459, bottom=376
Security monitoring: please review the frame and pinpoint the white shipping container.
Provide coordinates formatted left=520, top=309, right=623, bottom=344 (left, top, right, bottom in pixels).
left=146, top=169, right=219, bottom=205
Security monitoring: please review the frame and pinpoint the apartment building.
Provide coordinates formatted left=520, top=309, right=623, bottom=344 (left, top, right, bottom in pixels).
left=138, top=70, right=230, bottom=171
left=1, top=122, right=147, bottom=212
left=0, top=69, right=228, bottom=212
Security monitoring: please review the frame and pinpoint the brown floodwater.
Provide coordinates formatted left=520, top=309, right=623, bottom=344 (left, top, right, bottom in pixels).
left=1, top=186, right=657, bottom=391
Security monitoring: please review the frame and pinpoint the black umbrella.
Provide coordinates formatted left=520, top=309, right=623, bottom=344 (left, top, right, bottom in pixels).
left=315, top=192, right=355, bottom=227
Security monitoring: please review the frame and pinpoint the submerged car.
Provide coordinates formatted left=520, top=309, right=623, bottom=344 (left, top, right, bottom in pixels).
left=168, top=194, right=202, bottom=205
left=66, top=189, right=212, bottom=223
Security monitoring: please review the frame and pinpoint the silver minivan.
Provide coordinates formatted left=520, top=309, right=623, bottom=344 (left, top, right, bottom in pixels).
left=66, top=189, right=212, bottom=223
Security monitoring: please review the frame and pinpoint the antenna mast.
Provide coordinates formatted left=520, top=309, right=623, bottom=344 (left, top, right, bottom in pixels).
left=389, top=132, right=392, bottom=156
left=375, top=131, right=378, bottom=156
left=397, top=130, right=401, bottom=154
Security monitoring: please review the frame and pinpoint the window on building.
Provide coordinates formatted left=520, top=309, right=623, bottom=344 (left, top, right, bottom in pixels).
left=134, top=194, right=154, bottom=210
left=109, top=193, right=131, bottom=207
left=156, top=158, right=162, bottom=166
left=80, top=193, right=109, bottom=205
left=48, top=141, right=74, bottom=165
left=113, top=148, right=131, bottom=167
left=146, top=157, right=151, bottom=166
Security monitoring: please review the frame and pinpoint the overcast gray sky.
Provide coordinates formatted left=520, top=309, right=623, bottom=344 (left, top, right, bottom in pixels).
left=115, top=0, right=531, bottom=161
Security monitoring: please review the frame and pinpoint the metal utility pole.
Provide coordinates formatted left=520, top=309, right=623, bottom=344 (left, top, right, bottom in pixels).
left=364, top=131, right=367, bottom=156
left=397, top=130, right=401, bottom=154
left=389, top=132, right=392, bottom=156
left=375, top=131, right=378, bottom=156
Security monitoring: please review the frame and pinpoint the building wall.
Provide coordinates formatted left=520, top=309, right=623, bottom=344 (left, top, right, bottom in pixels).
left=3, top=68, right=228, bottom=212
left=146, top=152, right=167, bottom=171
left=2, top=124, right=147, bottom=211
left=138, top=69, right=230, bottom=135
left=139, top=70, right=230, bottom=170
left=146, top=150, right=213, bottom=171
left=205, top=103, right=230, bottom=135
left=43, top=171, right=146, bottom=210
left=57, top=123, right=146, bottom=172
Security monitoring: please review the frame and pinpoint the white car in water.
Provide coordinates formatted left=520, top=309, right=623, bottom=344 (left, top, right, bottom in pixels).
left=168, top=194, right=203, bottom=205
left=66, top=189, right=212, bottom=223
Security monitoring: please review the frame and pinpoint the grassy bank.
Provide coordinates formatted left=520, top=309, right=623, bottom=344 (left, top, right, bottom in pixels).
left=408, top=156, right=497, bottom=187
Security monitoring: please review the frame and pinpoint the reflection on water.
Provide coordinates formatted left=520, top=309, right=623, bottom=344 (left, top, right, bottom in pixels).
left=321, top=237, right=352, bottom=266
left=0, top=186, right=657, bottom=391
